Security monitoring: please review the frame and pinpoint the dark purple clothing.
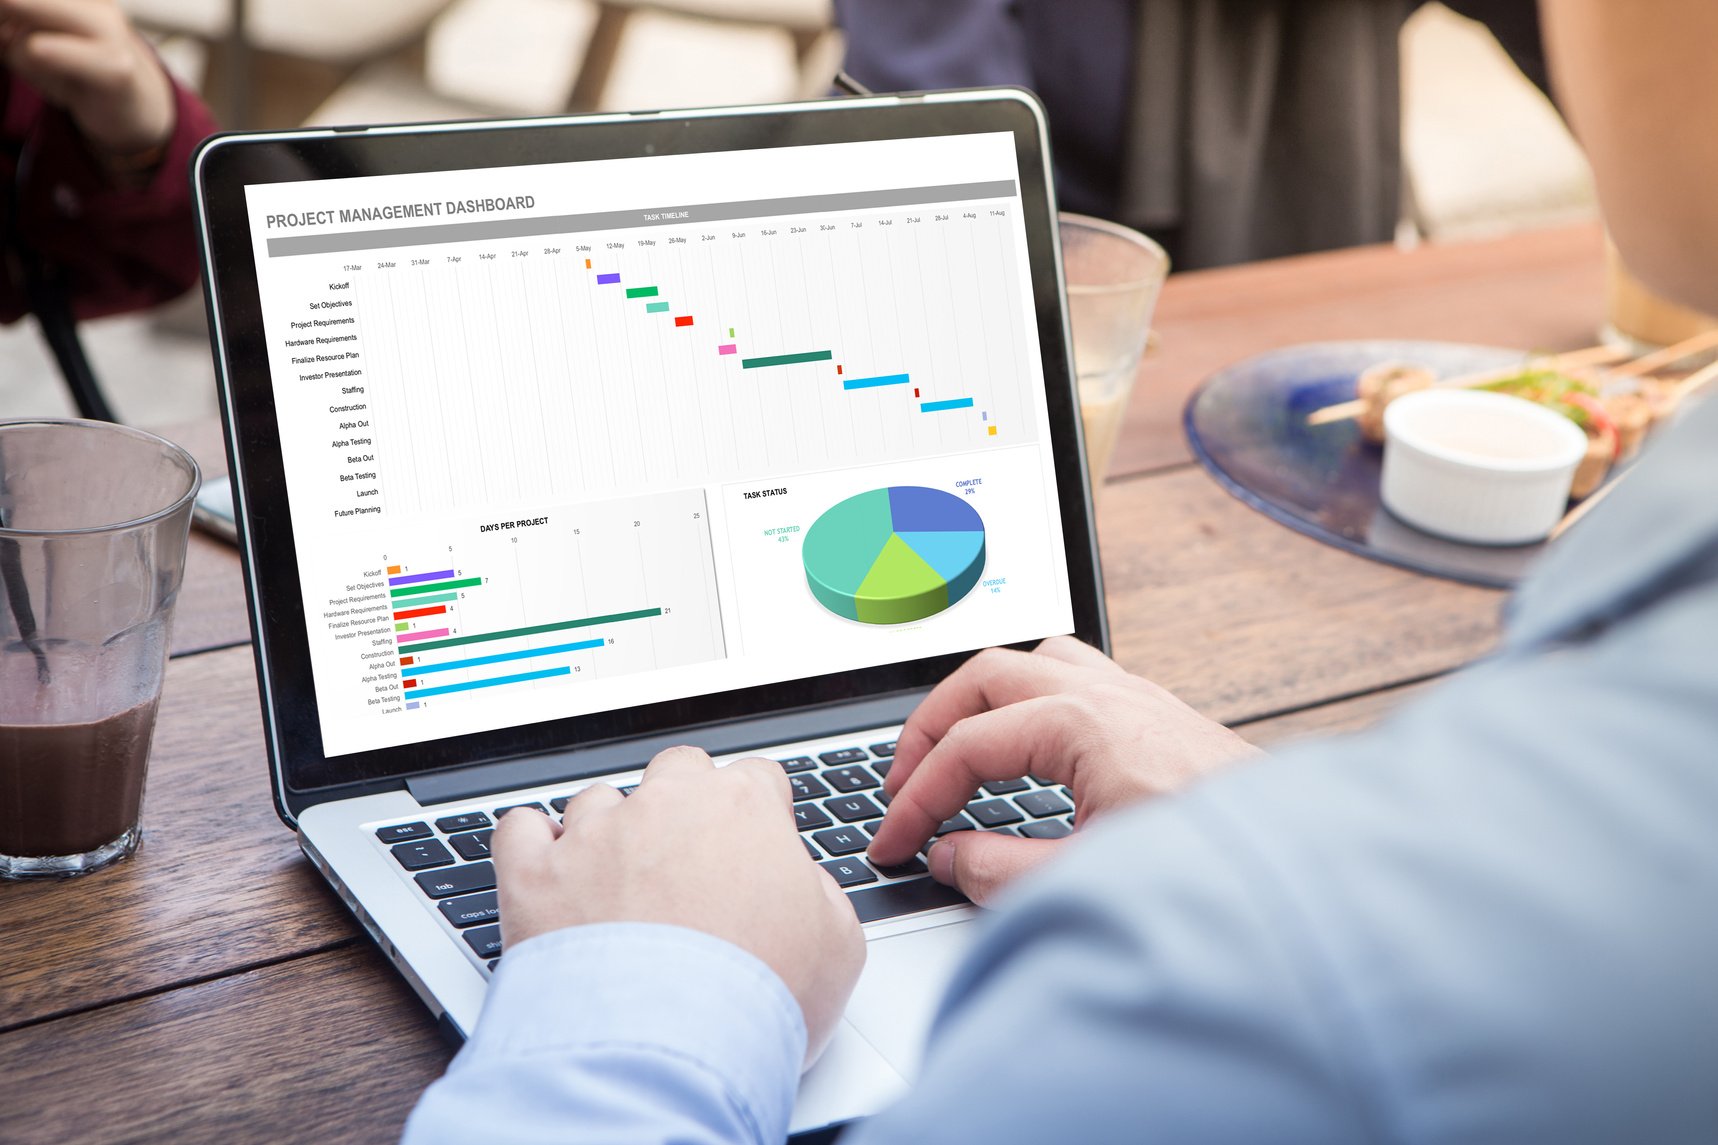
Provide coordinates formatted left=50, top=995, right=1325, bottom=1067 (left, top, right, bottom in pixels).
left=1, top=75, right=218, bottom=323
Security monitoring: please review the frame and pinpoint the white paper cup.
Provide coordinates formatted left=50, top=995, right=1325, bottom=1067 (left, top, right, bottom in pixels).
left=1381, top=389, right=1588, bottom=545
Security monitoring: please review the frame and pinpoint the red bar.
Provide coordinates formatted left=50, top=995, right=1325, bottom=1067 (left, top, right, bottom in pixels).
left=837, top=364, right=844, bottom=375
left=403, top=679, right=417, bottom=688
left=399, top=656, right=415, bottom=666
left=394, top=604, right=447, bottom=621
left=674, top=315, right=694, bottom=327
left=914, top=388, right=920, bottom=397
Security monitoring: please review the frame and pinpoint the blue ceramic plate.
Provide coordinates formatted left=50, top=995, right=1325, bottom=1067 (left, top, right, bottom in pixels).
left=1184, top=340, right=1546, bottom=589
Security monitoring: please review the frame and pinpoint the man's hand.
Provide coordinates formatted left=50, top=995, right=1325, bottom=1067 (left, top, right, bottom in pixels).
left=493, top=746, right=866, bottom=1066
left=868, top=637, right=1264, bottom=904
left=0, top=0, right=175, bottom=158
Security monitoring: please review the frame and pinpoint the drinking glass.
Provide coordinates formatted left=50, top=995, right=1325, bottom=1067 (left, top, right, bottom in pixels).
left=1060, top=213, right=1170, bottom=492
left=0, top=419, right=200, bottom=878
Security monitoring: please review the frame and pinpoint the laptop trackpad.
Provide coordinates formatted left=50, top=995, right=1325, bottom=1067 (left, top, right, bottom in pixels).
left=844, top=918, right=979, bottom=1077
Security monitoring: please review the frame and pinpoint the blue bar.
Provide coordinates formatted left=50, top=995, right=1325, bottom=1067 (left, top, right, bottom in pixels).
left=401, top=638, right=604, bottom=678
left=409, top=666, right=570, bottom=699
left=920, top=397, right=975, bottom=412
left=596, top=272, right=620, bottom=284
left=406, top=701, right=420, bottom=710
left=842, top=373, right=910, bottom=391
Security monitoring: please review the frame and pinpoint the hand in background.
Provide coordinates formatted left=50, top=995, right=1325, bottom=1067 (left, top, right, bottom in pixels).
left=0, top=0, right=175, bottom=158
left=493, top=746, right=866, bottom=1067
left=868, top=637, right=1265, bottom=905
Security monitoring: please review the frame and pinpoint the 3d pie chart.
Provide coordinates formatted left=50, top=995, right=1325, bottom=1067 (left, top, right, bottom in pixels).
left=803, top=486, right=986, bottom=625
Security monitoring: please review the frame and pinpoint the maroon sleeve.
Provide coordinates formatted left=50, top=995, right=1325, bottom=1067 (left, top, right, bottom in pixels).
left=12, top=76, right=219, bottom=321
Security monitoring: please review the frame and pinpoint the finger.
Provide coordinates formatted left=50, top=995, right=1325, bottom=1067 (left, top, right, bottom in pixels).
left=927, top=831, right=1065, bottom=906
left=558, top=781, right=624, bottom=829
left=490, top=802, right=559, bottom=872
left=723, top=755, right=793, bottom=805
left=0, top=0, right=112, bottom=37
left=887, top=647, right=1086, bottom=796
left=640, top=744, right=714, bottom=785
left=1034, top=635, right=1125, bottom=673
left=869, top=694, right=1087, bottom=865
left=10, top=31, right=129, bottom=92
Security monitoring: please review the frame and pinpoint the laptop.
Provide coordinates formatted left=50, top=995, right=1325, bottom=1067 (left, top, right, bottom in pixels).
left=193, top=88, right=1106, bottom=1133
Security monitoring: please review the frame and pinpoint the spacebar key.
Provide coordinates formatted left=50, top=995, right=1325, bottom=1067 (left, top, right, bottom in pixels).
left=846, top=878, right=970, bottom=924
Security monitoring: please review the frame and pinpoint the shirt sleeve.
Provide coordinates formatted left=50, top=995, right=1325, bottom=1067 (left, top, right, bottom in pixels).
left=402, top=923, right=806, bottom=1145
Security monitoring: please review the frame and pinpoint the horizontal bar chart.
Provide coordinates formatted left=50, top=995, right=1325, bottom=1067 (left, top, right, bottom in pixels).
left=404, top=607, right=662, bottom=653
left=401, top=637, right=605, bottom=678
left=742, top=350, right=833, bottom=369
left=625, top=286, right=659, bottom=299
left=397, top=627, right=451, bottom=644
left=392, top=576, right=482, bottom=599
left=389, top=568, right=454, bottom=587
left=596, top=272, right=620, bottom=284
left=843, top=373, right=910, bottom=391
left=645, top=301, right=669, bottom=313
left=409, top=666, right=571, bottom=699
left=920, top=397, right=975, bottom=412
left=394, top=604, right=446, bottom=621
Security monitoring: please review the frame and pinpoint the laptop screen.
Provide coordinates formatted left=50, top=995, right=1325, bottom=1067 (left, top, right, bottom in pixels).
left=239, top=128, right=1077, bottom=761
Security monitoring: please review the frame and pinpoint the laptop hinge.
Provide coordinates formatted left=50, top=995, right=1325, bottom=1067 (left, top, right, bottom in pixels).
left=404, top=691, right=927, bottom=808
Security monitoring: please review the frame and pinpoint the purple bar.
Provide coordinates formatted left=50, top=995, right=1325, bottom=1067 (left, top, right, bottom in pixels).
left=389, top=568, right=455, bottom=587
left=406, top=701, right=420, bottom=710
left=596, top=273, right=621, bottom=284
left=397, top=628, right=451, bottom=644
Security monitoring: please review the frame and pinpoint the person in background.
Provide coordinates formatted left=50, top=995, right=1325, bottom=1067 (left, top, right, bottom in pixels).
left=833, top=0, right=1548, bottom=270
left=405, top=1, right=1718, bottom=1141
left=0, top=0, right=216, bottom=323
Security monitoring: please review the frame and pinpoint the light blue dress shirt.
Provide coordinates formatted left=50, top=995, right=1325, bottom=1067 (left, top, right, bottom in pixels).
left=407, top=396, right=1718, bottom=1144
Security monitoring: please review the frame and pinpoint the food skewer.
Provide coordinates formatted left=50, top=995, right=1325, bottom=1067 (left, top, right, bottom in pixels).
left=1303, top=343, right=1630, bottom=427
left=1605, top=326, right=1718, bottom=378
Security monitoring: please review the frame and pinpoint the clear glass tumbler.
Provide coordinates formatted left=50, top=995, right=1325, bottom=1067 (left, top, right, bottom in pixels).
left=1060, top=213, right=1170, bottom=492
left=0, top=419, right=200, bottom=878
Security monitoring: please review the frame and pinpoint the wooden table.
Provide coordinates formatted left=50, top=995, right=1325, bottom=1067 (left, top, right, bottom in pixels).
left=0, top=223, right=1606, bottom=1143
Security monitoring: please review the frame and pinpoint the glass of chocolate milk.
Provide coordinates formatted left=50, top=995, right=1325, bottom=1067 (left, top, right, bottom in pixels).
left=1060, top=214, right=1169, bottom=496
left=0, top=419, right=199, bottom=878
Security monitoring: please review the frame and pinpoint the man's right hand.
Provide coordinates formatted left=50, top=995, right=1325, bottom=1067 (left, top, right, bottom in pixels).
left=867, top=637, right=1264, bottom=904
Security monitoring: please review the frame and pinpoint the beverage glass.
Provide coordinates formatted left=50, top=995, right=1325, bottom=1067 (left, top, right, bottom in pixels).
left=0, top=419, right=199, bottom=878
left=1060, top=213, right=1170, bottom=492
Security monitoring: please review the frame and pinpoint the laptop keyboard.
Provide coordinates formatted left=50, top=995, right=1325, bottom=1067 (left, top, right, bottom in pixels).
left=371, top=738, right=1077, bottom=973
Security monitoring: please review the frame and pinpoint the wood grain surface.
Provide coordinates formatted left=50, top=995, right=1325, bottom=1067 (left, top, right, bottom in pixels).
left=1109, top=223, right=1606, bottom=478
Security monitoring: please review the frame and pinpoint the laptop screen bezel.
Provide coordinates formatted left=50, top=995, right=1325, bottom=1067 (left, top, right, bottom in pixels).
left=195, top=90, right=1107, bottom=803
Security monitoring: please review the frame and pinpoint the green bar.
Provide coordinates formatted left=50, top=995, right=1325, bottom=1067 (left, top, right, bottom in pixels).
left=405, top=608, right=663, bottom=653
left=405, top=591, right=459, bottom=607
left=741, top=350, right=834, bottom=370
left=625, top=286, right=659, bottom=299
left=645, top=301, right=670, bottom=313
left=395, top=622, right=409, bottom=632
left=728, top=327, right=735, bottom=337
left=391, top=576, right=482, bottom=599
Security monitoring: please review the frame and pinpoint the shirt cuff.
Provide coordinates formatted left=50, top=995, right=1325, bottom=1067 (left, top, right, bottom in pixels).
left=459, top=922, right=808, bottom=1138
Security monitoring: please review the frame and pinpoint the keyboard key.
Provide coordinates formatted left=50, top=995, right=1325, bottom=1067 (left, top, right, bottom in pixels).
left=876, top=857, right=928, bottom=879
left=463, top=924, right=503, bottom=959
left=494, top=802, right=548, bottom=818
left=391, top=839, right=454, bottom=871
left=375, top=821, right=431, bottom=844
left=869, top=741, right=897, bottom=758
left=981, top=778, right=1030, bottom=796
left=824, top=794, right=883, bottom=823
left=820, top=858, right=879, bottom=888
left=1028, top=774, right=1057, bottom=787
left=875, top=788, right=892, bottom=807
left=862, top=818, right=884, bottom=836
left=1015, top=790, right=1073, bottom=819
left=487, top=959, right=500, bottom=972
left=819, top=748, right=869, bottom=766
left=802, top=839, right=822, bottom=860
left=435, top=812, right=491, bottom=834
left=794, top=804, right=833, bottom=832
left=846, top=878, right=968, bottom=923
left=966, top=799, right=1024, bottom=828
left=934, top=813, right=976, bottom=836
left=873, top=759, right=893, bottom=780
left=812, top=826, right=870, bottom=856
left=822, top=765, right=880, bottom=793
left=450, top=829, right=493, bottom=861
left=438, top=890, right=499, bottom=929
left=1020, top=819, right=1072, bottom=840
left=790, top=774, right=831, bottom=802
left=618, top=784, right=638, bottom=797
left=549, top=794, right=575, bottom=813
left=414, top=861, right=496, bottom=900
left=777, top=756, right=817, bottom=774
